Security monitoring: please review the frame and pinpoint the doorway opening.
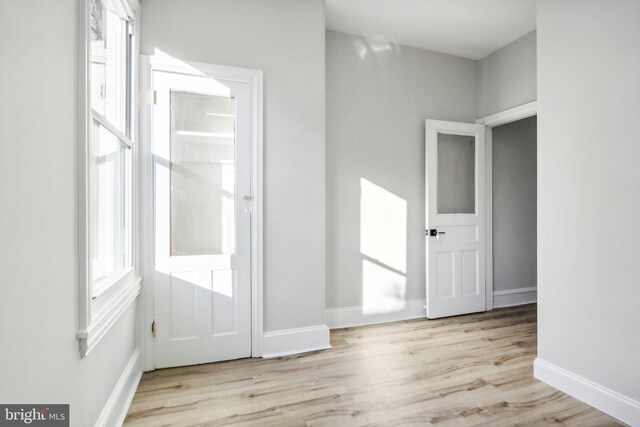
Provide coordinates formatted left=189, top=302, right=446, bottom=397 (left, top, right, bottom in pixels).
left=491, top=116, right=537, bottom=308
left=478, top=101, right=537, bottom=310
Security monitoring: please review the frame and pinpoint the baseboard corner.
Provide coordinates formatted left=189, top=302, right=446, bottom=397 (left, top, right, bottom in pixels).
left=534, top=358, right=640, bottom=426
left=493, top=286, right=537, bottom=308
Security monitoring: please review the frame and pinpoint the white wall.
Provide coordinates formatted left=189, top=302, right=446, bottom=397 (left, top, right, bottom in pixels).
left=477, top=31, right=536, bottom=118
left=535, top=0, right=640, bottom=423
left=141, top=0, right=326, bottom=333
left=325, top=31, right=477, bottom=323
left=492, top=116, right=537, bottom=292
left=0, top=1, right=139, bottom=426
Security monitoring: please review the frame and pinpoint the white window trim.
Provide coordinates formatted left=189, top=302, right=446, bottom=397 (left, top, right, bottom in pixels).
left=78, top=0, right=141, bottom=357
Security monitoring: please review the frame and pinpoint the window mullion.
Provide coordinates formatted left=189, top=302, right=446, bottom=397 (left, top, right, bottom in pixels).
left=92, top=110, right=133, bottom=149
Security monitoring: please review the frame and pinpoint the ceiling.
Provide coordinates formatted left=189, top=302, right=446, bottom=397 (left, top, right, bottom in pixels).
left=325, top=0, right=536, bottom=60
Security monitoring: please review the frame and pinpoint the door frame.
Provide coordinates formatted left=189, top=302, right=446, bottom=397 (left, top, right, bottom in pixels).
left=139, top=55, right=264, bottom=371
left=476, top=100, right=537, bottom=311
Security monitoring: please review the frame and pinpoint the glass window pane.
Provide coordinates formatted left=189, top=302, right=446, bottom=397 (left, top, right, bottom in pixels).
left=90, top=0, right=127, bottom=132
left=170, top=91, right=236, bottom=256
left=92, top=122, right=131, bottom=284
left=437, top=132, right=476, bottom=214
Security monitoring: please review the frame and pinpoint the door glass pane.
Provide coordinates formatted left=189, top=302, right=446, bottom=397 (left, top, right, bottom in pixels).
left=437, top=132, right=475, bottom=214
left=170, top=91, right=236, bottom=256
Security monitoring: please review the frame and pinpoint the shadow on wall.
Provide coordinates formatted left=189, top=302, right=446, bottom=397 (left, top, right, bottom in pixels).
left=360, top=178, right=407, bottom=315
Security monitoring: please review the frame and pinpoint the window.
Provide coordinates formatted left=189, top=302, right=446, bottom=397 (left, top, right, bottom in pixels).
left=89, top=0, right=133, bottom=297
left=90, top=0, right=128, bottom=132
left=79, top=0, right=139, bottom=357
left=91, top=121, right=132, bottom=291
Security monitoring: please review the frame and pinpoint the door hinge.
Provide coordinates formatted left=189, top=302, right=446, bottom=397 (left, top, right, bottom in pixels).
left=151, top=90, right=157, bottom=105
left=151, top=321, right=156, bottom=338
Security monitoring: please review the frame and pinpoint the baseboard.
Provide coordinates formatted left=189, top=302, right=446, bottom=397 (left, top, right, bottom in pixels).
left=95, top=349, right=142, bottom=427
left=534, top=358, right=640, bottom=426
left=326, top=299, right=426, bottom=329
left=262, top=325, right=331, bottom=358
left=493, top=286, right=537, bottom=308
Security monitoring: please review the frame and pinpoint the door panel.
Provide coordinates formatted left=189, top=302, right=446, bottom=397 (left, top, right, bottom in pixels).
left=426, top=120, right=485, bottom=319
left=153, top=71, right=251, bottom=368
left=436, top=252, right=454, bottom=298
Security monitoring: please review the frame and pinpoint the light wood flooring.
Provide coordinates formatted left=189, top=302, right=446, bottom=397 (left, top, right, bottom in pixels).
left=125, top=304, right=623, bottom=426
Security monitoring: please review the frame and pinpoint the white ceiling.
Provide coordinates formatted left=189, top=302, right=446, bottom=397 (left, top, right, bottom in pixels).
left=325, top=0, right=536, bottom=60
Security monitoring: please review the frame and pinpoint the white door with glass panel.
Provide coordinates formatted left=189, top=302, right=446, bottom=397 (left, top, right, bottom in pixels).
left=425, top=120, right=485, bottom=319
left=152, top=71, right=251, bottom=368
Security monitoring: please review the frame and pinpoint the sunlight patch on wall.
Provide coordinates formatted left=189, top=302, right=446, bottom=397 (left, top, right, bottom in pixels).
left=362, top=259, right=406, bottom=315
left=350, top=37, right=401, bottom=60
left=360, top=178, right=407, bottom=273
left=153, top=48, right=205, bottom=76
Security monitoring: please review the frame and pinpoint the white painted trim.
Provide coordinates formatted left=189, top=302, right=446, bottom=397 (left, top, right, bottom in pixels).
left=534, top=358, right=640, bottom=426
left=122, top=0, right=141, bottom=18
left=476, top=101, right=537, bottom=313
left=78, top=278, right=141, bottom=357
left=139, top=57, right=154, bottom=372
left=476, top=100, right=538, bottom=127
left=145, top=55, right=263, bottom=86
left=326, top=299, right=426, bottom=329
left=249, top=70, right=265, bottom=359
left=140, top=55, right=264, bottom=370
left=262, top=325, right=331, bottom=359
left=95, top=350, right=142, bottom=427
left=78, top=0, right=142, bottom=357
left=319, top=1, right=328, bottom=341
left=484, top=126, right=494, bottom=311
left=493, top=286, right=537, bottom=308
left=92, top=111, right=135, bottom=148
left=77, top=0, right=92, bottom=356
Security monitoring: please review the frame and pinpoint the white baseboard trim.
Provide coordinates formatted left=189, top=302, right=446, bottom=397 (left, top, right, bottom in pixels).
left=95, top=349, right=142, bottom=427
left=326, top=299, right=426, bottom=329
left=534, top=358, right=640, bottom=426
left=493, top=286, right=537, bottom=308
left=262, top=325, right=331, bottom=358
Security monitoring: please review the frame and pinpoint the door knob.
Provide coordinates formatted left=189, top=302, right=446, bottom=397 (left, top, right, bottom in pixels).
left=427, top=229, right=446, bottom=241
left=243, top=195, right=253, bottom=201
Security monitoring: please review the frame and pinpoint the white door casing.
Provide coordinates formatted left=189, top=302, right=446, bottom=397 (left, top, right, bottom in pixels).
left=152, top=70, right=252, bottom=368
left=425, top=120, right=486, bottom=319
left=476, top=100, right=538, bottom=311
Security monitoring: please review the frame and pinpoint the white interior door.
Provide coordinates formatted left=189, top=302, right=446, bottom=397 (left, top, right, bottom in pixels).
left=152, top=70, right=251, bottom=368
left=425, top=120, right=485, bottom=319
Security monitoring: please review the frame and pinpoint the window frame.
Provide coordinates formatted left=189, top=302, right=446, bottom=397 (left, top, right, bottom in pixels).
left=78, top=0, right=141, bottom=357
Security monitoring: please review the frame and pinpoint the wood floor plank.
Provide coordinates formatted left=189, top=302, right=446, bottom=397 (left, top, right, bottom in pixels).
left=124, top=305, right=624, bottom=426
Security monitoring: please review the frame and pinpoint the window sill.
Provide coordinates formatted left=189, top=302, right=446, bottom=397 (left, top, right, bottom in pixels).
left=92, top=267, right=135, bottom=299
left=78, top=274, right=141, bottom=357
